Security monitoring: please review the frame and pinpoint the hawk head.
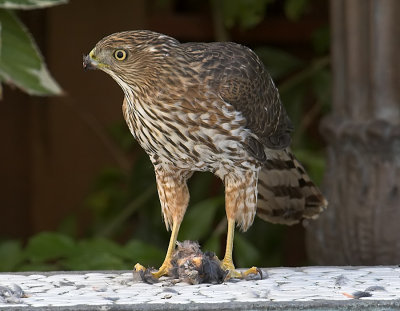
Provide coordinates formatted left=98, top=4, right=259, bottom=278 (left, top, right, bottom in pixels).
left=83, top=30, right=179, bottom=91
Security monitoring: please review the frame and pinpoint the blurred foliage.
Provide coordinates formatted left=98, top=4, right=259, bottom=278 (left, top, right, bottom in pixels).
left=284, top=0, right=309, bottom=21
left=0, top=0, right=65, bottom=98
left=0, top=0, right=330, bottom=272
left=0, top=0, right=66, bottom=8
left=0, top=232, right=164, bottom=271
left=219, top=0, right=312, bottom=29
left=220, top=0, right=274, bottom=29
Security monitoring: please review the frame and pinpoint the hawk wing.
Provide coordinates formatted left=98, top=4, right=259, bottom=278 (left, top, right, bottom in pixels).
left=182, top=42, right=293, bottom=161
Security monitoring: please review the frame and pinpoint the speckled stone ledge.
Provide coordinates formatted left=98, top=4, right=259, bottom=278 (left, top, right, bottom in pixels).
left=0, top=266, right=399, bottom=310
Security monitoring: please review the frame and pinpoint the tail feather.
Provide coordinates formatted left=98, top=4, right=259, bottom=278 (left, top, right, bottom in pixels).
left=257, top=148, right=327, bottom=225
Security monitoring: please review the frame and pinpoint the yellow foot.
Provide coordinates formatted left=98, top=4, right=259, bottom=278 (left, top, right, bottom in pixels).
left=133, top=262, right=171, bottom=283
left=220, top=259, right=262, bottom=280
left=134, top=263, right=147, bottom=273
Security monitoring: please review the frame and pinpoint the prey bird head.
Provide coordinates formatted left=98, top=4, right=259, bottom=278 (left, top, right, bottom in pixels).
left=83, top=30, right=179, bottom=90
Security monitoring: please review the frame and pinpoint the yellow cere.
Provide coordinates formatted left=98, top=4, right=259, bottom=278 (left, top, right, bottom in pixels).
left=88, top=49, right=109, bottom=69
left=89, top=49, right=96, bottom=59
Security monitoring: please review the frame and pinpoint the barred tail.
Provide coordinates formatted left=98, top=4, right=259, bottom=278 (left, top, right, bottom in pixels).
left=257, top=148, right=327, bottom=225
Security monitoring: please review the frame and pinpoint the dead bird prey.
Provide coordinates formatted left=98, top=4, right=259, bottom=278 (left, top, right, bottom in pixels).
left=83, top=30, right=327, bottom=280
left=136, top=241, right=230, bottom=284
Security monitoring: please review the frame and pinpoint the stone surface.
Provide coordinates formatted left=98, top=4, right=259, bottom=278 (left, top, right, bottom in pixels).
left=0, top=266, right=399, bottom=310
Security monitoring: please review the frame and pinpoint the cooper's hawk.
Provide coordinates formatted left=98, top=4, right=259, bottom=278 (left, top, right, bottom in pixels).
left=83, top=30, right=327, bottom=279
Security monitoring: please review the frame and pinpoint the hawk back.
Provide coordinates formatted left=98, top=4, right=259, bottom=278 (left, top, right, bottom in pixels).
left=181, top=41, right=293, bottom=153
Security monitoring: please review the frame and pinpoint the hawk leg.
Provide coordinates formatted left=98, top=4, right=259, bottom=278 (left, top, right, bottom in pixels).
left=221, top=171, right=261, bottom=280
left=135, top=165, right=191, bottom=280
left=221, top=218, right=260, bottom=279
left=134, top=220, right=180, bottom=278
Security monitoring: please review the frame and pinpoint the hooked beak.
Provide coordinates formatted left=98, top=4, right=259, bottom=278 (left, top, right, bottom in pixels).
left=83, top=54, right=97, bottom=70
left=83, top=49, right=98, bottom=70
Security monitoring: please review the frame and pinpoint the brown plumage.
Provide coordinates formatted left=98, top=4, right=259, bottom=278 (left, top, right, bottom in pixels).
left=83, top=30, right=327, bottom=279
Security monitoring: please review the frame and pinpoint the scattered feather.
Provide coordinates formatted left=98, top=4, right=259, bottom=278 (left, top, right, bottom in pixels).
left=334, top=274, right=349, bottom=287
left=342, top=291, right=373, bottom=299
left=0, top=284, right=27, bottom=304
left=364, top=285, right=386, bottom=292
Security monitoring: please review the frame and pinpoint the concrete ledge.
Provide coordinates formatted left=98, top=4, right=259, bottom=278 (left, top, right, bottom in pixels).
left=0, top=266, right=399, bottom=310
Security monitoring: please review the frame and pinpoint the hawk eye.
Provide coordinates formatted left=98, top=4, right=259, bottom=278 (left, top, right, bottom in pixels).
left=114, top=49, right=127, bottom=61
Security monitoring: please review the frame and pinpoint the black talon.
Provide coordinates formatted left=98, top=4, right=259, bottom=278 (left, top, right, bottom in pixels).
left=257, top=267, right=263, bottom=280
left=139, top=269, right=159, bottom=284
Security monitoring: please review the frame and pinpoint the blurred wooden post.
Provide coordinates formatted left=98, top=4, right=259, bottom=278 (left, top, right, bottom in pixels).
left=306, top=0, right=400, bottom=265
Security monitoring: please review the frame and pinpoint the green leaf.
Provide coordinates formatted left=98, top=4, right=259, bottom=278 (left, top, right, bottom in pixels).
left=255, top=47, right=304, bottom=80
left=0, top=0, right=67, bottom=9
left=284, top=0, right=309, bottom=21
left=234, top=233, right=261, bottom=268
left=187, top=172, right=221, bottom=203
left=179, top=197, right=223, bottom=241
left=292, top=149, right=325, bottom=185
left=221, top=0, right=273, bottom=30
left=0, top=240, right=24, bottom=271
left=312, top=26, right=330, bottom=55
left=25, top=232, right=75, bottom=263
left=203, top=234, right=221, bottom=256
left=109, top=121, right=136, bottom=151
left=0, top=9, right=62, bottom=95
left=77, top=238, right=126, bottom=257
left=311, top=67, right=331, bottom=110
left=64, top=252, right=126, bottom=270
left=63, top=238, right=127, bottom=270
left=18, top=262, right=59, bottom=271
left=124, top=239, right=164, bottom=267
left=57, top=214, right=78, bottom=237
